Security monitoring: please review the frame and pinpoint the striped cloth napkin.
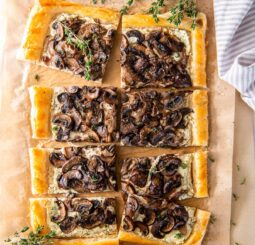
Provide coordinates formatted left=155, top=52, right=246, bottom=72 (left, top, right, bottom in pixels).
left=214, top=0, right=255, bottom=110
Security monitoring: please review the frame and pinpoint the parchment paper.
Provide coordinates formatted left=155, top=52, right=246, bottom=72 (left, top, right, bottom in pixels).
left=0, top=1, right=235, bottom=244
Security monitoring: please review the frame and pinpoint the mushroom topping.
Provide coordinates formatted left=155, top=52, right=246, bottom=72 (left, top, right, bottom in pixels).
left=121, top=28, right=191, bottom=89
left=148, top=173, right=164, bottom=197
left=43, top=14, right=115, bottom=81
left=163, top=173, right=182, bottom=194
left=49, top=152, right=67, bottom=168
left=130, top=170, right=148, bottom=188
left=104, top=209, right=116, bottom=225
left=123, top=216, right=134, bottom=232
left=59, top=216, right=78, bottom=234
left=84, top=87, right=100, bottom=101
left=58, top=170, right=83, bottom=189
left=62, top=156, right=82, bottom=173
left=135, top=222, right=149, bottom=236
left=52, top=114, right=73, bottom=129
left=72, top=198, right=93, bottom=215
left=126, top=30, right=145, bottom=44
left=157, top=155, right=181, bottom=176
left=143, top=209, right=156, bottom=226
left=125, top=196, right=139, bottom=217
left=51, top=200, right=67, bottom=223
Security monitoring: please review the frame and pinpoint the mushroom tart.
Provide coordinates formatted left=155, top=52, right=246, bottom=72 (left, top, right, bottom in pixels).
left=30, top=196, right=118, bottom=239
left=18, top=1, right=120, bottom=82
left=121, top=151, right=208, bottom=200
left=29, top=86, right=118, bottom=142
left=120, top=90, right=208, bottom=148
left=119, top=195, right=210, bottom=245
left=121, top=13, right=207, bottom=89
left=29, top=145, right=117, bottom=195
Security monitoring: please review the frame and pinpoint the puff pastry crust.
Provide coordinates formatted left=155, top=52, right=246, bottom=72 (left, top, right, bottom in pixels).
left=121, top=13, right=207, bottom=89
left=54, top=238, right=119, bottom=245
left=121, top=150, right=208, bottom=200
left=30, top=197, right=118, bottom=239
left=119, top=209, right=210, bottom=245
left=29, top=145, right=117, bottom=194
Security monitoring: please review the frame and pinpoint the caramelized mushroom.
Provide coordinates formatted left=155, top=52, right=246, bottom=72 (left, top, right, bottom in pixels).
left=135, top=221, right=149, bottom=236
left=123, top=216, right=134, bottom=232
left=62, top=156, right=82, bottom=173
left=52, top=114, right=73, bottom=129
left=58, top=170, right=83, bottom=189
left=125, top=196, right=139, bottom=217
left=51, top=200, right=67, bottom=223
left=49, top=152, right=67, bottom=168
left=59, top=216, right=77, bottom=234
left=126, top=30, right=145, bottom=44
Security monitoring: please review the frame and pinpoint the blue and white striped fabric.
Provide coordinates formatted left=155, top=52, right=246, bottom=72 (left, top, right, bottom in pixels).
left=214, top=0, right=255, bottom=110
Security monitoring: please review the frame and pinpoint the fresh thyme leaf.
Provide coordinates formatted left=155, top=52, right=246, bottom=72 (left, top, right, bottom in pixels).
left=4, top=225, right=56, bottom=244
left=240, top=177, right=246, bottom=185
left=231, top=220, right=236, bottom=226
left=148, top=0, right=165, bottom=23
left=208, top=155, right=215, bottom=163
left=149, top=166, right=157, bottom=176
left=232, top=193, right=239, bottom=201
left=91, top=124, right=98, bottom=131
left=92, top=0, right=97, bottom=4
left=120, top=0, right=134, bottom=16
left=235, top=243, right=240, bottom=245
left=237, top=164, right=240, bottom=171
left=34, top=74, right=40, bottom=81
left=168, top=0, right=198, bottom=30
left=210, top=214, right=216, bottom=224
left=180, top=162, right=187, bottom=169
left=101, top=0, right=106, bottom=3
left=174, top=232, right=183, bottom=239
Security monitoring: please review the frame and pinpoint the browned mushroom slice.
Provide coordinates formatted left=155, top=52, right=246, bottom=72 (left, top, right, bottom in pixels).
left=80, top=209, right=104, bottom=229
left=151, top=220, right=165, bottom=239
left=59, top=216, right=78, bottom=234
left=51, top=200, right=67, bottom=223
left=134, top=222, right=149, bottom=236
left=103, top=198, right=115, bottom=208
left=123, top=216, right=134, bottom=232
left=126, top=30, right=145, bottom=44
left=72, top=198, right=93, bottom=215
left=62, top=156, right=82, bottom=173
left=125, top=195, right=139, bottom=217
left=52, top=113, right=73, bottom=129
left=148, top=173, right=164, bottom=197
left=161, top=216, right=175, bottom=234
left=84, top=87, right=100, bottom=101
left=49, top=152, right=67, bottom=168
left=104, top=209, right=116, bottom=225
left=58, top=170, right=83, bottom=189
left=157, top=155, right=181, bottom=176
left=143, top=209, right=156, bottom=226
left=163, top=173, right=182, bottom=194
left=52, top=22, right=64, bottom=42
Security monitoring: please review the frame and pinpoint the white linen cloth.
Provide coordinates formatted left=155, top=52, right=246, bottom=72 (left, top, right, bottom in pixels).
left=214, top=0, right=255, bottom=110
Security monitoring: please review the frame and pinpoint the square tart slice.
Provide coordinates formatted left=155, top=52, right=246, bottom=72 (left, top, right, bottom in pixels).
left=29, top=85, right=118, bottom=142
left=18, top=0, right=120, bottom=82
left=120, top=90, right=208, bottom=148
left=29, top=145, right=117, bottom=195
left=119, top=195, right=210, bottom=245
left=121, top=13, right=206, bottom=89
left=121, top=151, right=208, bottom=200
left=30, top=196, right=118, bottom=240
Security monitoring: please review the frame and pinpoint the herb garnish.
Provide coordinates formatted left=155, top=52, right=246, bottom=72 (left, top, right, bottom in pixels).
left=210, top=214, right=216, bottom=224
left=34, top=74, right=40, bottom=81
left=237, top=164, right=240, bottom=171
left=4, top=225, right=56, bottom=244
left=63, top=24, right=93, bottom=80
left=148, top=0, right=165, bottom=23
left=168, top=0, right=198, bottom=30
left=208, top=156, right=215, bottom=164
left=231, top=220, right=236, bottom=226
left=174, top=232, right=183, bottom=239
left=240, top=177, right=246, bottom=185
left=232, top=193, right=239, bottom=201
left=120, top=0, right=135, bottom=16
left=180, top=162, right=187, bottom=169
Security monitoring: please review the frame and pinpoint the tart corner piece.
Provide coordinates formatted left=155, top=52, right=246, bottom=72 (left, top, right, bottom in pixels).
left=53, top=238, right=119, bottom=245
left=19, top=0, right=120, bottom=82
left=119, top=195, right=210, bottom=245
left=29, top=86, right=53, bottom=139
left=121, top=12, right=207, bottom=89
left=191, top=90, right=208, bottom=147
left=29, top=148, right=49, bottom=195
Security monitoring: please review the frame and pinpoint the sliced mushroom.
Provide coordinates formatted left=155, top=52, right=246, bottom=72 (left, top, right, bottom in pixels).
left=143, top=209, right=156, bottom=226
left=59, top=216, right=77, bottom=234
left=62, top=156, right=82, bottom=173
left=125, top=196, right=139, bottom=217
left=148, top=173, right=164, bottom=197
left=103, top=198, right=115, bottom=208
left=69, top=109, right=82, bottom=131
left=163, top=173, right=182, bottom=194
left=53, top=22, right=64, bottom=42
left=49, top=152, right=67, bottom=168
left=151, top=221, right=165, bottom=239
left=104, top=209, right=116, bottom=225
left=126, top=30, right=145, bottom=44
left=72, top=198, right=93, bottom=215
left=52, top=114, right=73, bottom=129
left=84, top=87, right=100, bottom=101
left=123, top=216, right=134, bottom=232
left=161, top=216, right=175, bottom=233
left=58, top=170, right=83, bottom=189
left=130, top=170, right=148, bottom=188
left=157, top=155, right=181, bottom=176
left=51, top=200, right=67, bottom=223
left=135, top=221, right=149, bottom=236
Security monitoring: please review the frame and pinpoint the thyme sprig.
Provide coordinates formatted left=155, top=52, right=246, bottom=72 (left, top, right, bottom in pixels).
left=4, top=225, right=56, bottom=245
left=63, top=24, right=93, bottom=80
left=148, top=0, right=165, bottom=23
left=120, top=0, right=135, bottom=16
left=168, top=0, right=198, bottom=30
